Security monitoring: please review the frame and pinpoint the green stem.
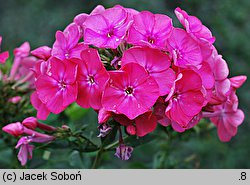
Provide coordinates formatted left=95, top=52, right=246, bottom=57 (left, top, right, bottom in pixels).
left=91, top=145, right=104, bottom=169
left=104, top=136, right=128, bottom=150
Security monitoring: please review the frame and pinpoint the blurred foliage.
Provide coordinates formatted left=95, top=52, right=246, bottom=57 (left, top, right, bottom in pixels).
left=0, top=0, right=249, bottom=169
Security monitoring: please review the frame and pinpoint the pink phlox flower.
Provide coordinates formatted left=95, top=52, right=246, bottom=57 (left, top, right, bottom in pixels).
left=83, top=6, right=130, bottom=49
left=206, top=49, right=231, bottom=104
left=52, top=23, right=87, bottom=60
left=127, top=11, right=173, bottom=49
left=31, top=46, right=52, bottom=78
left=8, top=42, right=38, bottom=87
left=35, top=57, right=78, bottom=114
left=0, top=36, right=9, bottom=64
left=75, top=49, right=109, bottom=110
left=15, top=134, right=54, bottom=166
left=121, top=47, right=175, bottom=96
left=167, top=28, right=202, bottom=68
left=102, top=63, right=159, bottom=120
left=165, top=70, right=205, bottom=129
left=15, top=136, right=34, bottom=166
left=204, top=92, right=244, bottom=142
left=74, top=5, right=105, bottom=28
left=175, top=7, right=215, bottom=45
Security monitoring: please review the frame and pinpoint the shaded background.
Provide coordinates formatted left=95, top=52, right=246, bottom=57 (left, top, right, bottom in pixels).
left=0, top=0, right=249, bottom=168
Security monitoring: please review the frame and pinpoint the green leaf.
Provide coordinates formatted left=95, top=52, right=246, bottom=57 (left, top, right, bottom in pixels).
left=65, top=103, right=90, bottom=121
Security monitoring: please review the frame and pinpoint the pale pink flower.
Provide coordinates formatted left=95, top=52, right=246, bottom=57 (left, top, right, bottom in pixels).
left=121, top=47, right=175, bottom=96
left=167, top=28, right=202, bottom=68
left=75, top=49, right=109, bottom=110
left=15, top=137, right=34, bottom=166
left=35, top=57, right=78, bottom=114
left=127, top=11, right=173, bottom=49
left=15, top=135, right=54, bottom=166
left=203, top=93, right=244, bottom=142
left=102, top=63, right=159, bottom=120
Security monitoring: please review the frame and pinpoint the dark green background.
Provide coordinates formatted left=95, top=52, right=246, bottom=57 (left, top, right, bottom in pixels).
left=0, top=0, right=249, bottom=168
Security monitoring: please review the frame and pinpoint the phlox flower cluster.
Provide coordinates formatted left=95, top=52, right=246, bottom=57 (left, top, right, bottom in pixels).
left=2, top=5, right=246, bottom=163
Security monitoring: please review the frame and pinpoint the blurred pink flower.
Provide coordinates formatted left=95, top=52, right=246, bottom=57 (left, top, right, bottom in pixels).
left=0, top=36, right=9, bottom=64
left=8, top=96, right=22, bottom=104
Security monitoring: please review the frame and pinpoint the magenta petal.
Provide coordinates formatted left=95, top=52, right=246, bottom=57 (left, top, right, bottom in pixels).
left=98, top=108, right=112, bottom=123
left=217, top=119, right=233, bottom=142
left=179, top=91, right=204, bottom=116
left=31, top=46, right=51, bottom=60
left=171, top=120, right=186, bottom=133
left=49, top=57, right=66, bottom=81
left=135, top=112, right=157, bottom=137
left=46, top=91, right=66, bottom=114
left=225, top=109, right=244, bottom=127
left=151, top=68, right=175, bottom=96
left=176, top=70, right=202, bottom=92
left=30, top=92, right=50, bottom=120
left=63, top=83, right=78, bottom=107
left=84, top=28, right=107, bottom=47
left=18, top=145, right=29, bottom=166
left=36, top=75, right=59, bottom=104
left=64, top=23, right=80, bottom=48
left=76, top=83, right=91, bottom=108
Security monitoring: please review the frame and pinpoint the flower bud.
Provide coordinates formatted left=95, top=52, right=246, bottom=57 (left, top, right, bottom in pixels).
left=126, top=125, right=136, bottom=135
left=22, top=117, right=38, bottom=130
left=2, top=122, right=24, bottom=137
